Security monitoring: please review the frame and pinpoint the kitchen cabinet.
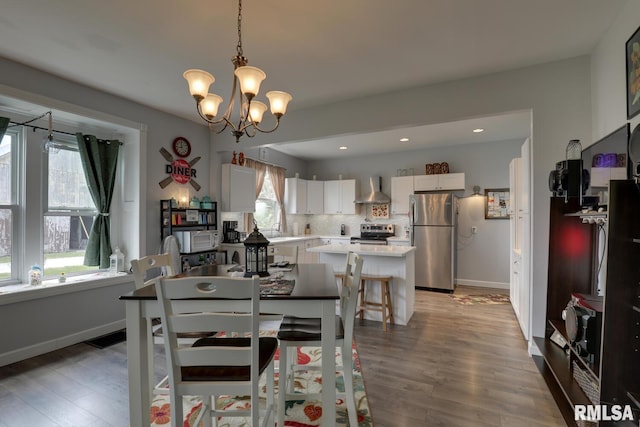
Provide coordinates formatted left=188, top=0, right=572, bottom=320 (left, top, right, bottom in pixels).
left=324, top=179, right=358, bottom=214
left=306, top=180, right=324, bottom=214
left=391, top=176, right=414, bottom=214
left=285, top=177, right=307, bottom=214
left=388, top=239, right=410, bottom=247
left=285, top=178, right=324, bottom=214
left=413, top=173, right=465, bottom=191
left=221, top=164, right=256, bottom=212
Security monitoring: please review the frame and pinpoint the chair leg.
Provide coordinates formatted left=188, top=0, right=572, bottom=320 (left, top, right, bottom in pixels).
left=358, top=279, right=366, bottom=320
left=202, top=397, right=213, bottom=427
left=266, top=360, right=275, bottom=427
left=171, top=389, right=184, bottom=427
left=342, top=344, right=358, bottom=427
left=277, top=341, right=288, bottom=427
left=385, top=281, right=394, bottom=325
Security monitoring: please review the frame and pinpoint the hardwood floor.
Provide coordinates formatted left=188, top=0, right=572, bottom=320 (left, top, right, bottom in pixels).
left=0, top=285, right=564, bottom=426
left=355, top=286, right=565, bottom=427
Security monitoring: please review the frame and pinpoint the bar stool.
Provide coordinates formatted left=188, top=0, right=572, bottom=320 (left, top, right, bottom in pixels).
left=358, top=274, right=394, bottom=331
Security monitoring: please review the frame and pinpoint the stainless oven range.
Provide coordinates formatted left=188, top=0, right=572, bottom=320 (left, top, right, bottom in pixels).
left=350, top=223, right=395, bottom=245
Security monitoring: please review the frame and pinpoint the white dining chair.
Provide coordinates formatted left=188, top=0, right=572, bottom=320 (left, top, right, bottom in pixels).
left=131, top=254, right=215, bottom=395
left=277, top=251, right=363, bottom=427
left=155, top=274, right=277, bottom=427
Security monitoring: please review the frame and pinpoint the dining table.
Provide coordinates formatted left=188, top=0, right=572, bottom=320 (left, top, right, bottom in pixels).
left=120, top=262, right=340, bottom=427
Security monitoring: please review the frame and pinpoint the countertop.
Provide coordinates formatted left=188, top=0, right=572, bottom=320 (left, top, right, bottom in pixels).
left=219, top=235, right=350, bottom=246
left=307, top=243, right=415, bottom=257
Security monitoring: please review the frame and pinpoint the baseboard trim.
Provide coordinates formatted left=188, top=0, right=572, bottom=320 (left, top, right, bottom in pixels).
left=0, top=319, right=126, bottom=367
left=455, top=279, right=509, bottom=289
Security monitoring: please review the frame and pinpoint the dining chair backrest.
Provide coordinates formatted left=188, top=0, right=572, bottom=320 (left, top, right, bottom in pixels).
left=131, top=254, right=174, bottom=289
left=339, top=252, right=363, bottom=346
left=154, top=275, right=265, bottom=424
left=268, top=245, right=298, bottom=264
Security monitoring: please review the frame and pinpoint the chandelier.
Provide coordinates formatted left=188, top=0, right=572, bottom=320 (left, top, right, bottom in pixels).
left=183, top=0, right=292, bottom=143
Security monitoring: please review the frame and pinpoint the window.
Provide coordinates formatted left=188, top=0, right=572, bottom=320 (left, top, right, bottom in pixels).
left=44, top=139, right=97, bottom=278
left=0, top=132, right=16, bottom=281
left=254, top=170, right=279, bottom=232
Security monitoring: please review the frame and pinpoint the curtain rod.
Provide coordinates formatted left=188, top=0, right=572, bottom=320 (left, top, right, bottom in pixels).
left=9, top=120, right=123, bottom=145
left=246, top=156, right=286, bottom=170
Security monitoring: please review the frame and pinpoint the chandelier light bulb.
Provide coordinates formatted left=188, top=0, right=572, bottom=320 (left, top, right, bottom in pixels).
left=234, top=66, right=266, bottom=98
left=183, top=69, right=215, bottom=100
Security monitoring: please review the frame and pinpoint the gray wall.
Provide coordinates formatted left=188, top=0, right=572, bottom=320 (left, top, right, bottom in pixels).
left=232, top=56, right=593, bottom=341
left=300, top=138, right=523, bottom=287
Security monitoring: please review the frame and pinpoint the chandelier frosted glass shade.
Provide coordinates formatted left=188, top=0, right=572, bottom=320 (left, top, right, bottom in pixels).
left=266, top=91, right=293, bottom=116
left=234, top=66, right=266, bottom=98
left=183, top=69, right=215, bottom=100
left=202, top=93, right=224, bottom=118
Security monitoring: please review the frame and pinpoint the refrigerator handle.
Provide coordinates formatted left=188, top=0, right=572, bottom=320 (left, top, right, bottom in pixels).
left=409, top=196, right=415, bottom=246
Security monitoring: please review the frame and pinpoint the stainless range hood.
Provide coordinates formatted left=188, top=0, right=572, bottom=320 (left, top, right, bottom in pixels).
left=355, top=176, right=391, bottom=204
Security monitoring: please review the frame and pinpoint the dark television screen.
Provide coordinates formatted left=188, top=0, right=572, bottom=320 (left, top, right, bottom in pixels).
left=582, top=123, right=630, bottom=198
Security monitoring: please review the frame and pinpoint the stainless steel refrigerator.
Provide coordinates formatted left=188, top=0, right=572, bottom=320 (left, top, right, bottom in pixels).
left=410, top=192, right=457, bottom=292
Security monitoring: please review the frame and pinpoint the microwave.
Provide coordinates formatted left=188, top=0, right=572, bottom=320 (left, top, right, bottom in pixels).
left=174, top=230, right=218, bottom=253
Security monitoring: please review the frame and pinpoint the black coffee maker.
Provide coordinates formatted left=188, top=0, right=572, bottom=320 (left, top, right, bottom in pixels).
left=223, top=221, right=240, bottom=243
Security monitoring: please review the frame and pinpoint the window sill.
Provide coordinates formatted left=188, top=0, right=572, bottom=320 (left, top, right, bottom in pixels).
left=0, top=272, right=133, bottom=306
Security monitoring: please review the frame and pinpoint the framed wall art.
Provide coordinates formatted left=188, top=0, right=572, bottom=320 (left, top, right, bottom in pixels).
left=485, top=188, right=510, bottom=219
left=626, top=25, right=640, bottom=119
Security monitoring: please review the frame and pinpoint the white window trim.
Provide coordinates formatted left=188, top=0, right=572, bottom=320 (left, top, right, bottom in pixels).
left=0, top=84, right=146, bottom=288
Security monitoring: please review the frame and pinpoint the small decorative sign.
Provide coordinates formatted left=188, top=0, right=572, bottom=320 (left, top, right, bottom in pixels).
left=371, top=204, right=389, bottom=219
left=158, top=144, right=201, bottom=191
left=185, top=209, right=198, bottom=222
left=485, top=188, right=510, bottom=219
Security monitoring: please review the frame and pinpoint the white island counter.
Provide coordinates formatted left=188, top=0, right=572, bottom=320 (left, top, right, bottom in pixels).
left=307, top=244, right=416, bottom=325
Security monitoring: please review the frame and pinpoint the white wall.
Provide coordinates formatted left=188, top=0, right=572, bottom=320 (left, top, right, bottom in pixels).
left=591, top=0, right=640, bottom=140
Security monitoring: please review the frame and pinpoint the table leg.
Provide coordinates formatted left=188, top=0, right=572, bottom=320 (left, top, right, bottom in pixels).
left=126, top=300, right=150, bottom=426
left=321, top=300, right=336, bottom=427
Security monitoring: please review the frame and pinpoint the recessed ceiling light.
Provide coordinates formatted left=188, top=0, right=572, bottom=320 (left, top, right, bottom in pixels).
left=339, top=146, right=348, bottom=150
left=473, top=128, right=484, bottom=133
left=400, top=137, right=409, bottom=142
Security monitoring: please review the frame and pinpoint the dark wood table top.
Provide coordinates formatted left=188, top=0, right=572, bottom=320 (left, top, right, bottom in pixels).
left=120, top=263, right=340, bottom=301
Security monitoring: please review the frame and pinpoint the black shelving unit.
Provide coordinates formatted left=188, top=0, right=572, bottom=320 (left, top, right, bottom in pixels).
left=160, top=199, right=218, bottom=270
left=535, top=182, right=640, bottom=426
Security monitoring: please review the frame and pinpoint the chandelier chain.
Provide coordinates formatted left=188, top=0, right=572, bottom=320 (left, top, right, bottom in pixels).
left=236, top=0, right=243, bottom=57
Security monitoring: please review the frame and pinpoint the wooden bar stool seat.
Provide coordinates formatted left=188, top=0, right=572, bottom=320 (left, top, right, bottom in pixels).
left=358, top=274, right=394, bottom=331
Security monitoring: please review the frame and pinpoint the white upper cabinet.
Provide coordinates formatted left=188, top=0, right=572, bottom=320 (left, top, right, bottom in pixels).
left=323, top=179, right=357, bottom=214
left=221, top=164, right=256, bottom=212
left=391, top=176, right=414, bottom=215
left=306, top=180, right=325, bottom=214
left=285, top=177, right=307, bottom=214
left=413, top=173, right=465, bottom=191
left=285, top=178, right=324, bottom=214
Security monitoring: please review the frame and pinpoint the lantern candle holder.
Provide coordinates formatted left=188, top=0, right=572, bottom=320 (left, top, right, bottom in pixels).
left=244, top=223, right=270, bottom=277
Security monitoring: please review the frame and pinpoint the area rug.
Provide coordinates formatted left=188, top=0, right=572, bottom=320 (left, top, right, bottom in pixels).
left=149, top=330, right=372, bottom=426
left=450, top=293, right=510, bottom=305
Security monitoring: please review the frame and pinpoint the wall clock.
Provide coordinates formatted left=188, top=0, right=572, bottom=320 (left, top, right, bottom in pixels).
left=172, top=137, right=191, bottom=158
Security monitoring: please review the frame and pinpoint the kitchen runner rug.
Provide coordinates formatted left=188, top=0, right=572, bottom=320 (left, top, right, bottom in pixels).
left=149, top=330, right=372, bottom=427
left=450, top=293, right=510, bottom=305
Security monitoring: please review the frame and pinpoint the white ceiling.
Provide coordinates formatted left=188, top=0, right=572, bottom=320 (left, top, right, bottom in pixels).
left=0, top=0, right=627, bottom=159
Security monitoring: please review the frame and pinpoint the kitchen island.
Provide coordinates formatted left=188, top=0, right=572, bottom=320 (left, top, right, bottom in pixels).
left=307, top=243, right=416, bottom=325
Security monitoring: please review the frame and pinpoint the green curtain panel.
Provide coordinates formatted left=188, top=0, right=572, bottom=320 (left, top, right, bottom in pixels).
left=0, top=117, right=9, bottom=140
left=76, top=133, right=121, bottom=268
